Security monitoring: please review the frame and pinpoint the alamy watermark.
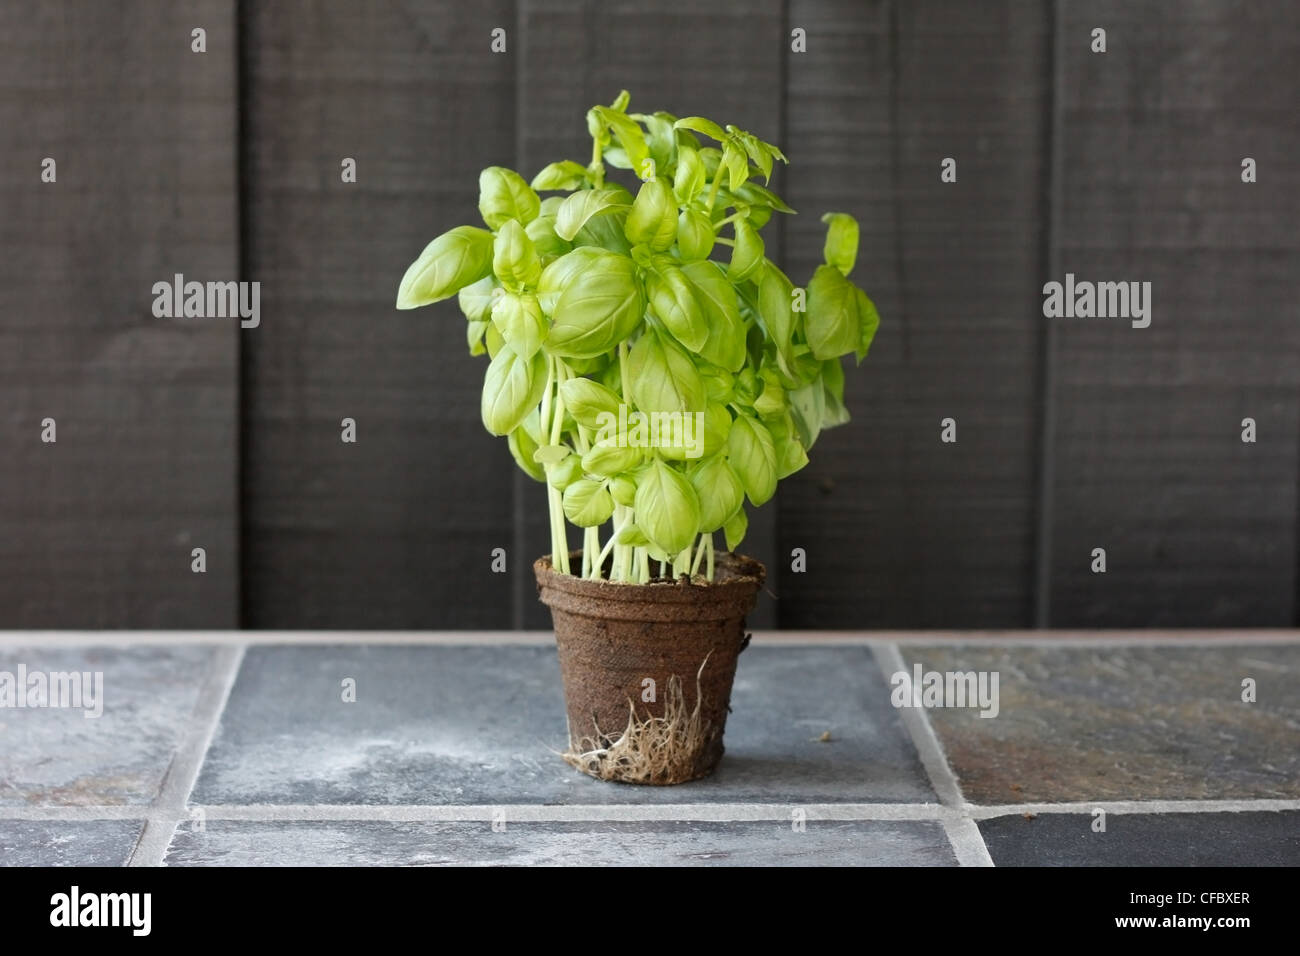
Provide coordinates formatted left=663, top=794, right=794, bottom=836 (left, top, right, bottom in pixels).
left=152, top=273, right=260, bottom=328
left=890, top=663, right=999, bottom=718
left=0, top=664, right=103, bottom=718
left=593, top=404, right=705, bottom=459
left=1042, top=273, right=1151, bottom=328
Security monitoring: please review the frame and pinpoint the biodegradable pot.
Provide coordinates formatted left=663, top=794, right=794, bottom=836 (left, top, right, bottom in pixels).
left=534, top=550, right=765, bottom=785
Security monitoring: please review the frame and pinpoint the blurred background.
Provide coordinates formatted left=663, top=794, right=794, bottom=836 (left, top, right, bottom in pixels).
left=1, top=0, right=1296, bottom=630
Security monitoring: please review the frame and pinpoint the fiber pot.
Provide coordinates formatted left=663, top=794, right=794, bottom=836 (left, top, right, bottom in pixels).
left=534, top=550, right=765, bottom=785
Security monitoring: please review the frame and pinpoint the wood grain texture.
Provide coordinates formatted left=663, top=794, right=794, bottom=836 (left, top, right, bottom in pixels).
left=1046, top=1, right=1300, bottom=625
left=0, top=1, right=239, bottom=627
left=777, top=0, right=1051, bottom=627
left=515, top=0, right=786, bottom=627
left=240, top=0, right=517, bottom=627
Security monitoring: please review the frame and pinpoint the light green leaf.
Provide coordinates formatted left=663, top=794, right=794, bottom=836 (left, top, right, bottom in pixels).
left=689, top=456, right=744, bottom=532
left=396, top=225, right=495, bottom=309
left=675, top=208, right=715, bottom=261
left=559, top=376, right=623, bottom=432
left=507, top=411, right=546, bottom=482
left=478, top=167, right=540, bottom=230
left=582, top=438, right=642, bottom=477
left=547, top=453, right=585, bottom=490
left=536, top=246, right=603, bottom=314
left=634, top=459, right=701, bottom=555
left=530, top=160, right=589, bottom=192
left=726, top=413, right=777, bottom=506
left=681, top=260, right=746, bottom=372
left=481, top=343, right=548, bottom=437
left=524, top=215, right=571, bottom=262
left=821, top=212, right=859, bottom=277
left=723, top=507, right=748, bottom=551
left=562, top=478, right=615, bottom=527
left=788, top=378, right=825, bottom=449
left=673, top=116, right=728, bottom=143
left=627, top=329, right=706, bottom=414
left=610, top=475, right=637, bottom=507
left=726, top=218, right=764, bottom=283
left=457, top=275, right=497, bottom=322
left=805, top=264, right=861, bottom=360
left=490, top=291, right=546, bottom=360
left=673, top=146, right=706, bottom=204
left=554, top=186, right=633, bottom=242
left=756, top=261, right=798, bottom=380
left=855, top=287, right=880, bottom=363
left=545, top=250, right=645, bottom=358
left=492, top=219, right=541, bottom=291
left=623, top=178, right=678, bottom=252
left=646, top=264, right=708, bottom=352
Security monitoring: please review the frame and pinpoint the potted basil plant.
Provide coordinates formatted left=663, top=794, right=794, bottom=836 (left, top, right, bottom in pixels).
left=397, top=92, right=879, bottom=784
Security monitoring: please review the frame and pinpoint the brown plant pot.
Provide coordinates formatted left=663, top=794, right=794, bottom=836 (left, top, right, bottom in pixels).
left=534, top=550, right=765, bottom=785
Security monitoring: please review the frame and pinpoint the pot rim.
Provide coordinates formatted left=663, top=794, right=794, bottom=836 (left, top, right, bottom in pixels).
left=534, top=550, right=765, bottom=606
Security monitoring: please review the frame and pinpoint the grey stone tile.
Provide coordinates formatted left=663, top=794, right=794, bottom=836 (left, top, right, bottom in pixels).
left=907, top=645, right=1300, bottom=803
left=192, top=645, right=934, bottom=805
left=0, top=820, right=144, bottom=866
left=0, top=646, right=216, bottom=806
left=980, top=811, right=1300, bottom=867
left=165, top=819, right=956, bottom=866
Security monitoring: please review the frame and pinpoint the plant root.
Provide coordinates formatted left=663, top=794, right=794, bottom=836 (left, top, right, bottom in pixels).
left=563, top=657, right=718, bottom=785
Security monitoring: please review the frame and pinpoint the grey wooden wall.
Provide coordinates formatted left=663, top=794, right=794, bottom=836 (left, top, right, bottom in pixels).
left=2, top=0, right=1295, bottom=630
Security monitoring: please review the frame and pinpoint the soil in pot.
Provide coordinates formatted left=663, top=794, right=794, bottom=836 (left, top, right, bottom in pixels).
left=534, top=550, right=765, bottom=785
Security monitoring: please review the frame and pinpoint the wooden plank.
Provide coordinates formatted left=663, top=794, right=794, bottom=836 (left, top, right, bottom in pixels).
left=1046, top=1, right=1300, bottom=625
left=779, top=0, right=1051, bottom=627
left=0, top=1, right=239, bottom=627
left=240, top=0, right=518, bottom=627
left=515, top=0, right=786, bottom=627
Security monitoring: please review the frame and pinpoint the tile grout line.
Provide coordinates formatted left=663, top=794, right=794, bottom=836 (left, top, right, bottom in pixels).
left=126, top=644, right=245, bottom=867
left=876, top=642, right=995, bottom=867
left=6, top=796, right=1298, bottom=824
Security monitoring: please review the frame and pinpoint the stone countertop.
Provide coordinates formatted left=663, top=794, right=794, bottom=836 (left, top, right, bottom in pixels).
left=0, top=632, right=1297, bottom=867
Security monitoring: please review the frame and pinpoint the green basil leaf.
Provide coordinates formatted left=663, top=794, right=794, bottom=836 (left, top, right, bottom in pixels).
left=673, top=116, right=728, bottom=143
left=634, top=458, right=701, bottom=555
left=536, top=246, right=603, bottom=314
left=548, top=453, right=585, bottom=490
left=562, top=478, right=615, bottom=527
left=721, top=143, right=750, bottom=192
left=554, top=186, right=633, bottom=242
left=700, top=366, right=735, bottom=404
left=490, top=291, right=546, bottom=360
left=396, top=225, right=495, bottom=308
left=767, top=413, right=810, bottom=479
left=726, top=413, right=777, bottom=506
left=524, top=214, right=572, bottom=263
left=821, top=212, right=859, bottom=277
left=726, top=218, right=764, bottom=283
left=492, top=219, right=541, bottom=291
left=681, top=260, right=746, bottom=372
left=558, top=376, right=623, bottom=431
left=736, top=182, right=797, bottom=215
left=703, top=402, right=733, bottom=456
left=805, top=264, right=861, bottom=360
left=753, top=366, right=786, bottom=419
left=530, top=160, right=589, bottom=192
left=484, top=321, right=503, bottom=358
left=627, top=328, right=706, bottom=414
left=610, top=475, right=637, bottom=507
left=689, top=456, right=744, bottom=532
left=623, top=178, right=677, bottom=252
left=822, top=358, right=851, bottom=428
left=756, top=261, right=798, bottom=379
left=734, top=367, right=759, bottom=406
left=673, top=146, right=706, bottom=204
left=457, top=275, right=497, bottom=322
left=646, top=264, right=708, bottom=352
left=507, top=411, right=546, bottom=482
left=573, top=210, right=633, bottom=255
left=633, top=112, right=676, bottom=175
left=788, top=378, right=825, bottom=449
left=723, top=507, right=748, bottom=551
left=478, top=167, right=540, bottom=230
left=581, top=437, right=642, bottom=477
left=467, top=318, right=489, bottom=356
left=728, top=127, right=773, bottom=182
left=532, top=444, right=571, bottom=465
left=856, top=287, right=880, bottom=363
left=545, top=250, right=645, bottom=358
left=481, top=343, right=548, bottom=437
left=675, top=208, right=714, bottom=262
left=592, top=106, right=650, bottom=177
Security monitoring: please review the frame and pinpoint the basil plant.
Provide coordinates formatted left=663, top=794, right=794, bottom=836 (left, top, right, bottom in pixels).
left=397, top=92, right=879, bottom=583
